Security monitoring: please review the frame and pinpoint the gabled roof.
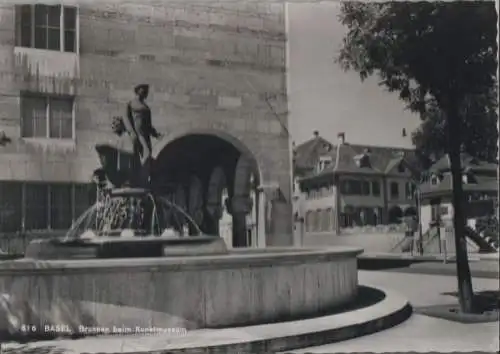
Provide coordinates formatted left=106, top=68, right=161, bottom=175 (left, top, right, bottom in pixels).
left=420, top=153, right=498, bottom=197
left=384, top=153, right=421, bottom=177
left=429, top=153, right=498, bottom=174
left=297, top=140, right=418, bottom=182
left=294, top=135, right=333, bottom=171
left=419, top=173, right=498, bottom=197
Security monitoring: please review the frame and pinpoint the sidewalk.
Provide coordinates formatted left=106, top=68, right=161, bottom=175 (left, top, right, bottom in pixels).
left=292, top=271, right=499, bottom=353
left=292, top=313, right=499, bottom=353
left=360, top=251, right=499, bottom=262
left=382, top=260, right=500, bottom=279
left=359, top=252, right=499, bottom=279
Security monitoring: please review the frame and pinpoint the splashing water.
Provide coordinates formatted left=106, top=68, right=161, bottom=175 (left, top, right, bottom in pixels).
left=64, top=188, right=202, bottom=241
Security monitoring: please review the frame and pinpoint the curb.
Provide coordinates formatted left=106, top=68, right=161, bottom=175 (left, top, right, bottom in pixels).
left=1, top=287, right=412, bottom=354
left=104, top=287, right=411, bottom=354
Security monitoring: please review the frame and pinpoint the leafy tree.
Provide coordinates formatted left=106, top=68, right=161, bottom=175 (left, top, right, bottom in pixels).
left=412, top=90, right=499, bottom=167
left=337, top=1, right=498, bottom=313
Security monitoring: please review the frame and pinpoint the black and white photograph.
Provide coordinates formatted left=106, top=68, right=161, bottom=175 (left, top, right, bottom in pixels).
left=0, top=0, right=498, bottom=353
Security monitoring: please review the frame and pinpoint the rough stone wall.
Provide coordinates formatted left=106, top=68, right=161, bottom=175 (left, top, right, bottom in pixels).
left=0, top=1, right=292, bottom=244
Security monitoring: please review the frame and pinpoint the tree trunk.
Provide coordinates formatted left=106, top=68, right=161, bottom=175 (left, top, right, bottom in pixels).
left=445, top=99, right=475, bottom=314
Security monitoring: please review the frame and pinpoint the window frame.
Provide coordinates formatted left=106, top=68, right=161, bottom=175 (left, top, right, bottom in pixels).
left=361, top=180, right=370, bottom=196
left=49, top=183, right=74, bottom=230
left=1, top=182, right=95, bottom=233
left=405, top=182, right=415, bottom=200
left=390, top=181, right=400, bottom=199
left=371, top=181, right=381, bottom=196
left=20, top=92, right=76, bottom=140
left=0, top=182, right=23, bottom=233
left=15, top=4, right=79, bottom=53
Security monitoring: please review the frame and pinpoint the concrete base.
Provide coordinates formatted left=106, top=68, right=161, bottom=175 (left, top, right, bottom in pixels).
left=24, top=236, right=228, bottom=259
left=1, top=247, right=362, bottom=339
left=0, top=286, right=411, bottom=354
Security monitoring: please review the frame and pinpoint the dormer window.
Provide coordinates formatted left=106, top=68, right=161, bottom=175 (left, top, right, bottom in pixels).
left=462, top=173, right=477, bottom=184
left=430, top=174, right=439, bottom=186
left=355, top=154, right=371, bottom=168
left=397, top=163, right=405, bottom=173
left=317, top=156, right=332, bottom=173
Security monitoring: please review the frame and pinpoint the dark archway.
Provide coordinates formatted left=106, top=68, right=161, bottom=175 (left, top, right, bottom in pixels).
left=153, top=134, right=260, bottom=247
left=388, top=205, right=404, bottom=224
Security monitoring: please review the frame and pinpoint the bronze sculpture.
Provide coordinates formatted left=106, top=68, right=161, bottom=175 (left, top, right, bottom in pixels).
left=102, top=84, right=163, bottom=188
left=124, top=84, right=162, bottom=186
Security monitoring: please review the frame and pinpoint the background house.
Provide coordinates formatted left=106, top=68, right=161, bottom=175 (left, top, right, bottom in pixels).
left=292, top=132, right=499, bottom=254
left=292, top=131, right=419, bottom=242
left=419, top=153, right=499, bottom=252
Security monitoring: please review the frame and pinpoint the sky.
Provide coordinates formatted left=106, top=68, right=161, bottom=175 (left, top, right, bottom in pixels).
left=287, top=2, right=421, bottom=148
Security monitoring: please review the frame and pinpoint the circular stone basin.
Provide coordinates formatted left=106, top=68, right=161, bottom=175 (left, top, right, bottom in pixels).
left=0, top=246, right=362, bottom=340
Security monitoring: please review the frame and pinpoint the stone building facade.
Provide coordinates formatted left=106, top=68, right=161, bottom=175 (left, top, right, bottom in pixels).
left=0, top=2, right=292, bottom=247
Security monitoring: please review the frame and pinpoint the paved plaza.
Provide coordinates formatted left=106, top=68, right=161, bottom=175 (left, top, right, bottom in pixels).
left=292, top=270, right=499, bottom=353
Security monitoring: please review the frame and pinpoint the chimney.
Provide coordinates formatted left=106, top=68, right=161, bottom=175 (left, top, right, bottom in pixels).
left=337, top=132, right=345, bottom=145
left=313, top=130, right=319, bottom=138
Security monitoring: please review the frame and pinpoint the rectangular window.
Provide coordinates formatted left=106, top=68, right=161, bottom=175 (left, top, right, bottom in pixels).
left=50, top=183, right=73, bottom=229
left=305, top=212, right=311, bottom=232
left=327, top=208, right=334, bottom=231
left=314, top=210, right=321, bottom=232
left=24, top=183, right=49, bottom=231
left=15, top=4, right=77, bottom=52
left=349, top=180, right=362, bottom=195
left=21, top=94, right=74, bottom=139
left=390, top=182, right=399, bottom=199
left=340, top=180, right=350, bottom=194
left=405, top=182, right=414, bottom=200
left=321, top=209, right=329, bottom=231
left=372, top=181, right=381, bottom=196
left=0, top=182, right=23, bottom=233
left=361, top=181, right=370, bottom=196
left=377, top=207, right=384, bottom=224
left=2, top=182, right=97, bottom=233
left=74, top=184, right=94, bottom=220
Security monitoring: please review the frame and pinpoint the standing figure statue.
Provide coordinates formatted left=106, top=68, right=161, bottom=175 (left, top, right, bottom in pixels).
left=123, top=84, right=162, bottom=187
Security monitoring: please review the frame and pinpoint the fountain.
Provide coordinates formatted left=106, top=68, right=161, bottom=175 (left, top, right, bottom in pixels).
left=24, top=186, right=228, bottom=259
left=1, top=166, right=366, bottom=342
left=24, top=92, right=229, bottom=259
left=0, top=87, right=410, bottom=351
